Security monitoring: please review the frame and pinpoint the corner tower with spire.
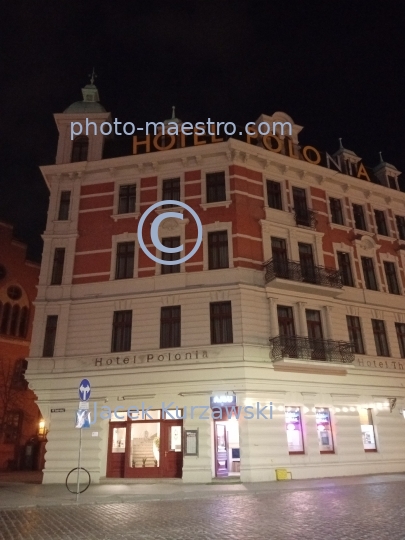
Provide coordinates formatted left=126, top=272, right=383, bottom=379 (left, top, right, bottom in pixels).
left=53, top=70, right=112, bottom=164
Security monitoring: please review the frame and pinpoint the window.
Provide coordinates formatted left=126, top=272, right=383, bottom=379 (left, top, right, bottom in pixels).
left=162, top=178, right=180, bottom=206
left=372, top=319, right=390, bottom=357
left=337, top=252, right=354, bottom=287
left=352, top=204, right=367, bottom=231
left=208, top=231, right=229, bottom=270
left=271, top=237, right=288, bottom=276
left=160, top=306, right=181, bottom=348
left=58, top=191, right=71, bottom=220
left=388, top=176, right=397, bottom=190
left=0, top=303, right=11, bottom=334
left=12, top=359, right=28, bottom=390
left=395, top=215, right=405, bottom=241
left=361, top=257, right=378, bottom=291
left=277, top=306, right=297, bottom=357
left=43, top=315, right=58, bottom=357
left=277, top=306, right=295, bottom=337
left=316, top=408, right=334, bottom=453
left=374, top=210, right=388, bottom=236
left=267, top=181, right=282, bottom=210
left=285, top=407, right=304, bottom=454
left=306, top=309, right=325, bottom=360
left=111, top=310, right=132, bottom=352
left=346, top=316, right=365, bottom=354
left=51, top=248, right=65, bottom=285
left=3, top=411, right=23, bottom=444
left=115, top=242, right=135, bottom=279
left=71, top=136, right=89, bottom=162
left=10, top=305, right=20, bottom=336
left=210, top=301, right=233, bottom=344
left=161, top=237, right=181, bottom=274
left=7, top=286, right=22, bottom=300
left=206, top=172, right=226, bottom=203
left=0, top=265, right=6, bottom=280
left=384, top=261, right=400, bottom=295
left=118, top=184, right=136, bottom=214
left=299, top=243, right=316, bottom=283
left=18, top=307, right=29, bottom=338
left=292, top=187, right=309, bottom=226
left=329, top=198, right=344, bottom=225
left=359, top=408, right=377, bottom=451
left=395, top=323, right=405, bottom=358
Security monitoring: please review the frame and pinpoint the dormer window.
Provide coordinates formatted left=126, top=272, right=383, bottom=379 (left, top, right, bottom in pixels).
left=71, top=136, right=89, bottom=162
left=388, top=176, right=398, bottom=190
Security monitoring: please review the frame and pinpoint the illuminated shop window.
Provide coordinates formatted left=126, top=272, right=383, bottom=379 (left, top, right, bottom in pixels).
left=315, top=408, right=334, bottom=453
left=359, top=408, right=377, bottom=452
left=284, top=407, right=304, bottom=454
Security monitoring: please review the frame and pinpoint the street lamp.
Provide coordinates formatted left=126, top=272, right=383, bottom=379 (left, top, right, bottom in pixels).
left=38, top=419, right=48, bottom=439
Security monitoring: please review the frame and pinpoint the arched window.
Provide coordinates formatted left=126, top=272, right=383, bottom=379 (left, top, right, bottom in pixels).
left=0, top=302, right=11, bottom=334
left=10, top=305, right=20, bottom=336
left=18, top=307, right=29, bottom=338
left=71, top=136, right=89, bottom=162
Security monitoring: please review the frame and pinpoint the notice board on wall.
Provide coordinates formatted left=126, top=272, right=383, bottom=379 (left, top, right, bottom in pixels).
left=184, top=429, right=199, bottom=456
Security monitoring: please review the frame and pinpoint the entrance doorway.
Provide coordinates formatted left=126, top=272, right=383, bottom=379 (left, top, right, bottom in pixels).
left=106, top=411, right=183, bottom=479
left=214, top=415, right=240, bottom=478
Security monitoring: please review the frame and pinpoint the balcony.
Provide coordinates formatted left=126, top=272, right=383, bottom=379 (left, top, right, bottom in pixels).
left=293, top=208, right=317, bottom=228
left=269, top=335, right=355, bottom=367
left=264, top=259, right=343, bottom=297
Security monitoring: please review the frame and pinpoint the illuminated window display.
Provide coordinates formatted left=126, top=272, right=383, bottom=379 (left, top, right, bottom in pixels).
left=315, top=408, right=334, bottom=453
left=285, top=407, right=304, bottom=454
left=359, top=408, right=377, bottom=451
left=130, top=422, right=160, bottom=468
left=112, top=427, right=126, bottom=453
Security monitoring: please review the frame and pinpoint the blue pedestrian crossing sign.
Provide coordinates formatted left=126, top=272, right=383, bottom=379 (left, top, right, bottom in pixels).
left=78, top=378, right=91, bottom=401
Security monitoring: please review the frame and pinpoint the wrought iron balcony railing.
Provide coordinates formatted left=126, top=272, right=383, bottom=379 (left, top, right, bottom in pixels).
left=269, top=335, right=355, bottom=364
left=264, top=259, right=343, bottom=289
left=293, top=208, right=317, bottom=228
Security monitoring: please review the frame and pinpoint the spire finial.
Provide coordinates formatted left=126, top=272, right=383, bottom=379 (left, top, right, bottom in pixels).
left=338, top=137, right=343, bottom=150
left=171, top=106, right=176, bottom=119
left=89, top=67, right=97, bottom=85
left=379, top=151, right=383, bottom=163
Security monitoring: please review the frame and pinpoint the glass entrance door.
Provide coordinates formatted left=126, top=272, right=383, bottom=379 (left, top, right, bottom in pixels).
left=161, top=421, right=183, bottom=478
left=215, top=423, right=228, bottom=477
left=107, top=423, right=126, bottom=478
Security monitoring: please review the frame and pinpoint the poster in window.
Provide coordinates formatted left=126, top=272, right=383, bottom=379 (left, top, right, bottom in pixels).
left=285, top=407, right=304, bottom=453
left=315, top=408, right=334, bottom=452
left=361, top=425, right=377, bottom=450
left=359, top=408, right=377, bottom=451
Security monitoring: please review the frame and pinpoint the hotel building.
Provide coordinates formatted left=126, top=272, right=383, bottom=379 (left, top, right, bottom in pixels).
left=26, top=81, right=405, bottom=483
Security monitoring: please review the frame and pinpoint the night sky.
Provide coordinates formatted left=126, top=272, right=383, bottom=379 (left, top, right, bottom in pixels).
left=1, top=1, right=404, bottom=261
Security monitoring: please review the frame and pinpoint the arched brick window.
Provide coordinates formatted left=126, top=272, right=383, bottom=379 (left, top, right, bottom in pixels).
left=18, top=307, right=29, bottom=338
left=1, top=303, right=11, bottom=334
left=0, top=286, right=30, bottom=338
left=71, top=136, right=89, bottom=162
left=10, top=305, right=20, bottom=336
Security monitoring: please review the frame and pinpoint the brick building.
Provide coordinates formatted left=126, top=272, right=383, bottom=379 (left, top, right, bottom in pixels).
left=27, top=81, right=405, bottom=483
left=0, top=222, right=41, bottom=470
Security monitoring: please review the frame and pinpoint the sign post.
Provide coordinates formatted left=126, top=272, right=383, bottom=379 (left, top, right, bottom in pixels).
left=75, top=378, right=91, bottom=503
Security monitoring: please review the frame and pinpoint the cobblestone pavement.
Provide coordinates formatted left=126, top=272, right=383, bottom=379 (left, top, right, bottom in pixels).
left=1, top=480, right=405, bottom=540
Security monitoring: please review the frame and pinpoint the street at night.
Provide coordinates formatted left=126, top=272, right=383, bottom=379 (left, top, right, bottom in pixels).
left=1, top=475, right=405, bottom=539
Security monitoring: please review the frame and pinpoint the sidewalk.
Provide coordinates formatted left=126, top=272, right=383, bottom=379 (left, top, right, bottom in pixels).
left=0, top=472, right=405, bottom=508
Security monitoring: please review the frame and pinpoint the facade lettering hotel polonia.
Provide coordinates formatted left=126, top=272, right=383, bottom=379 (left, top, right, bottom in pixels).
left=133, top=131, right=372, bottom=182
left=355, top=358, right=404, bottom=371
left=95, top=350, right=208, bottom=367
